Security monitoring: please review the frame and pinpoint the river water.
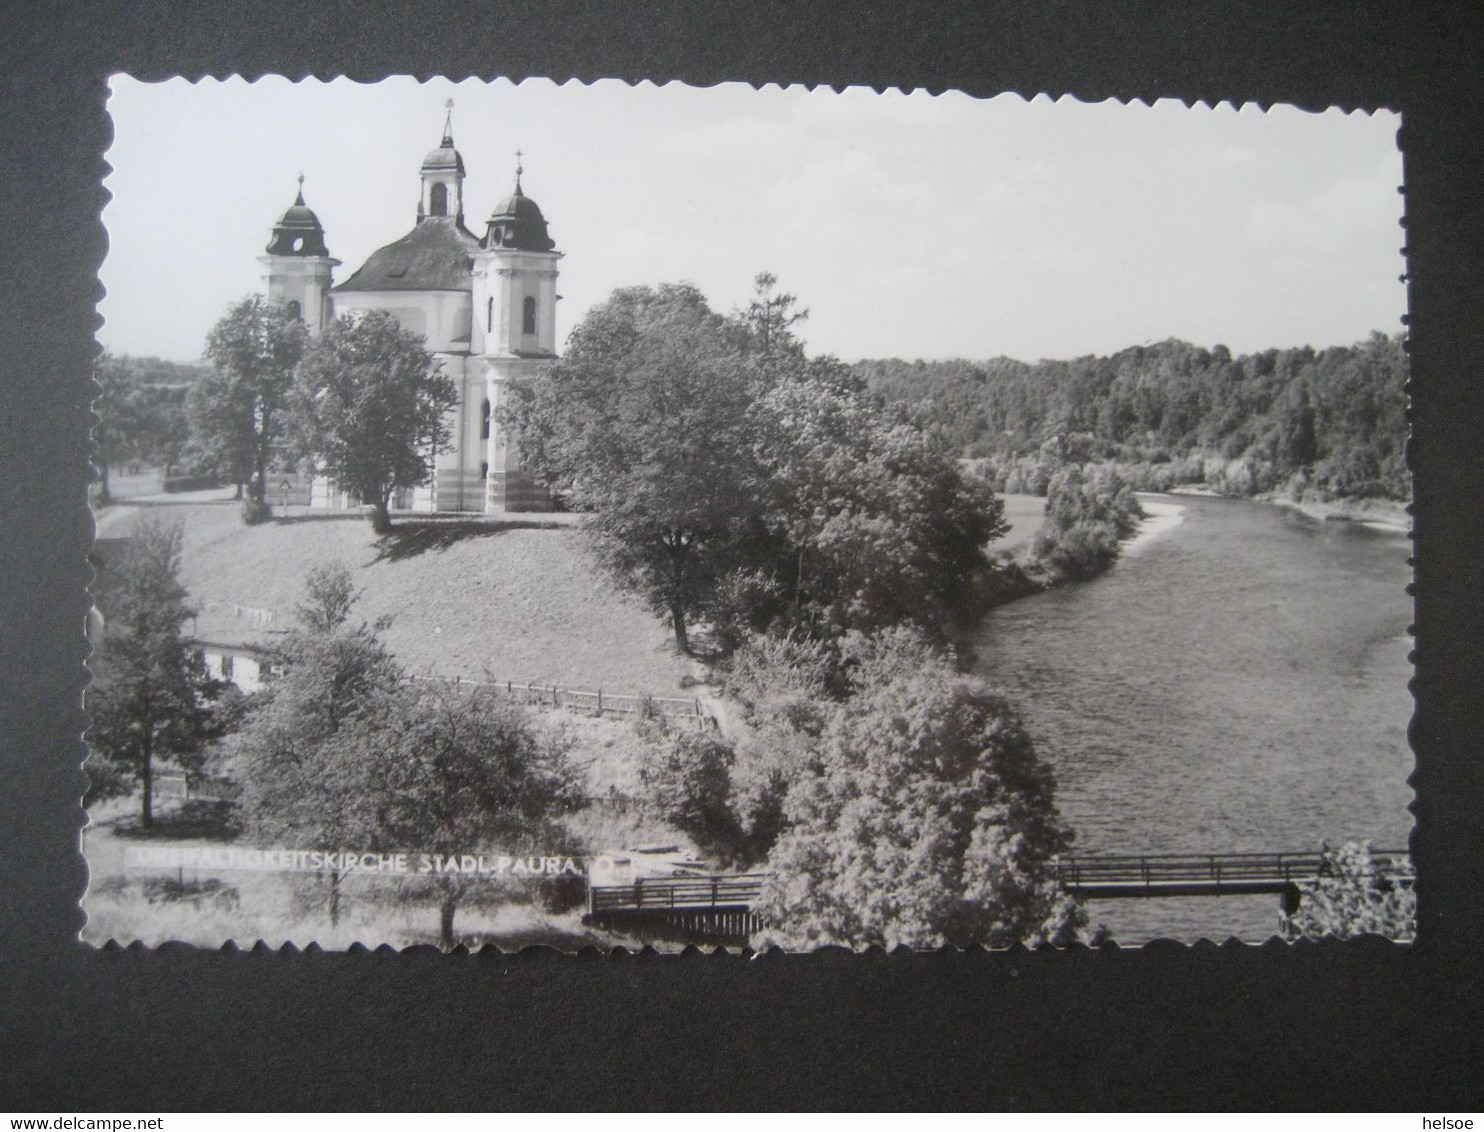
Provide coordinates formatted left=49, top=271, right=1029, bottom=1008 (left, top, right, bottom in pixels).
left=972, top=494, right=1414, bottom=944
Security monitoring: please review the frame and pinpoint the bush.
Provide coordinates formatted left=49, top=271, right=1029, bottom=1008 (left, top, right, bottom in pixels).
left=240, top=497, right=272, bottom=525
left=1031, top=518, right=1121, bottom=582
left=638, top=732, right=743, bottom=854
left=163, top=473, right=222, bottom=493
left=1022, top=466, right=1144, bottom=586
left=1280, top=841, right=1415, bottom=942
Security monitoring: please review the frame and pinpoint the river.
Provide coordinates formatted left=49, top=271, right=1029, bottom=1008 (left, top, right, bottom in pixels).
left=972, top=493, right=1414, bottom=944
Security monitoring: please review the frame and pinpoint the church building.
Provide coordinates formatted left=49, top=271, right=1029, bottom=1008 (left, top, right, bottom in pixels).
left=258, top=110, right=560, bottom=512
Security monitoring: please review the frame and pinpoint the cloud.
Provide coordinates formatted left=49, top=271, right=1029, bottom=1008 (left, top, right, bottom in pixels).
left=768, top=148, right=938, bottom=245
left=1246, top=153, right=1402, bottom=254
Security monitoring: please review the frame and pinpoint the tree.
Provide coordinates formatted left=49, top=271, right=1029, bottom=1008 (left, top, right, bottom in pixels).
left=751, top=629, right=1081, bottom=949
left=186, top=366, right=256, bottom=498
left=504, top=284, right=767, bottom=651
left=229, top=567, right=583, bottom=943
left=853, top=334, right=1409, bottom=504
left=507, top=279, right=1006, bottom=653
left=196, top=295, right=309, bottom=520
left=87, top=518, right=227, bottom=826
left=294, top=561, right=362, bottom=635
left=292, top=310, right=458, bottom=534
left=93, top=354, right=196, bottom=504
left=94, top=354, right=144, bottom=506
left=739, top=271, right=809, bottom=374
left=746, top=367, right=1007, bottom=643
left=638, top=732, right=743, bottom=856
left=350, top=686, right=584, bottom=948
left=228, top=567, right=407, bottom=923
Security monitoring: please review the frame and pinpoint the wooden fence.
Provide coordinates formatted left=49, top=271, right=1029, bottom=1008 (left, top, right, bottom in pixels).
left=407, top=673, right=714, bottom=727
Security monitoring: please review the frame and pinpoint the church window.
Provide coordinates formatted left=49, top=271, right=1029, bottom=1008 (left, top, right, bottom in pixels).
left=523, top=296, right=537, bottom=335
left=291, top=237, right=303, bottom=252
left=481, top=399, right=491, bottom=440
left=286, top=300, right=301, bottom=321
left=430, top=182, right=448, bottom=216
left=487, top=297, right=494, bottom=333
left=481, top=462, right=489, bottom=480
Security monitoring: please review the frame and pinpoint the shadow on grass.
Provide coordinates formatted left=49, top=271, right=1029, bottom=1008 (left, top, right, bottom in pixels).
left=270, top=511, right=375, bottom=524
left=372, top=518, right=572, bottom=563
left=129, top=496, right=238, bottom=510
left=111, top=800, right=239, bottom=842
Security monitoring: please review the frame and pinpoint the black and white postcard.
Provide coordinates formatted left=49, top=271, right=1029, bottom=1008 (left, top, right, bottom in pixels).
left=84, top=77, right=1412, bottom=952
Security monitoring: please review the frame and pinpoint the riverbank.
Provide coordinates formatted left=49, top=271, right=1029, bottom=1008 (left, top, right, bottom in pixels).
left=1166, top=484, right=1409, bottom=533
left=978, top=492, right=1185, bottom=615
left=1260, top=492, right=1409, bottom=533
left=1122, top=496, right=1187, bottom=556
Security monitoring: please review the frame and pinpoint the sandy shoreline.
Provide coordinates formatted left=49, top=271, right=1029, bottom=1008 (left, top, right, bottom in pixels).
left=1261, top=493, right=1410, bottom=533
left=1124, top=496, right=1187, bottom=556
left=1167, top=485, right=1410, bottom=534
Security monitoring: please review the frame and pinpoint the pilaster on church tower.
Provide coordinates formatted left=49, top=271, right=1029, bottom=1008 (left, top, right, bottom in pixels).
left=258, top=176, right=340, bottom=335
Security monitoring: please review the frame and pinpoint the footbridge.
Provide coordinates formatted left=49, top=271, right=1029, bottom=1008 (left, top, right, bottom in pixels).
left=584, top=850, right=1411, bottom=943
left=1052, top=849, right=1411, bottom=913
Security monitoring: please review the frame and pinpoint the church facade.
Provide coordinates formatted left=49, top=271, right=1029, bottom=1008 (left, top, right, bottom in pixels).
left=258, top=115, right=560, bottom=512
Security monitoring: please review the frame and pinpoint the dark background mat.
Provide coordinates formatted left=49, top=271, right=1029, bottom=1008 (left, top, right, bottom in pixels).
left=2, top=0, right=1480, bottom=1110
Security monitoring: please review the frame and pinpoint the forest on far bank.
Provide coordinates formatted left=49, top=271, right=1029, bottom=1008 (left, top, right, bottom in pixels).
left=853, top=332, right=1408, bottom=502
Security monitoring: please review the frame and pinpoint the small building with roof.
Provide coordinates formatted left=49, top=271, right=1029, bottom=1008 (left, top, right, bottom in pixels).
left=259, top=108, right=561, bottom=512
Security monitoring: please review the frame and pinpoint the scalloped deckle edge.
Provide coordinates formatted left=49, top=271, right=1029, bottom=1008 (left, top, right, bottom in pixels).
left=82, top=74, right=1413, bottom=955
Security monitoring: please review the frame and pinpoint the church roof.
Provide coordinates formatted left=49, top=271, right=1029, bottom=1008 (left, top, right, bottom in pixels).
left=334, top=216, right=480, bottom=293
left=266, top=184, right=330, bottom=257
left=422, top=142, right=465, bottom=174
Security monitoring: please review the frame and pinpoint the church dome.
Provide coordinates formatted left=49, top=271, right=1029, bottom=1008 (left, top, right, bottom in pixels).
left=483, top=179, right=556, bottom=252
left=265, top=181, right=330, bottom=257
left=422, top=139, right=465, bottom=175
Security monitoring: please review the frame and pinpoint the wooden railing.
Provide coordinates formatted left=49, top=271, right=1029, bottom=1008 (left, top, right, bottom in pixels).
left=588, top=874, right=770, bottom=914
left=588, top=851, right=1412, bottom=917
left=1052, top=850, right=1411, bottom=897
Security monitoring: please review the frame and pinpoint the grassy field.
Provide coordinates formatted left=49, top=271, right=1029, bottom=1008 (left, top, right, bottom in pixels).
left=96, top=487, right=1047, bottom=694
left=992, top=493, right=1048, bottom=555
left=101, top=495, right=694, bottom=695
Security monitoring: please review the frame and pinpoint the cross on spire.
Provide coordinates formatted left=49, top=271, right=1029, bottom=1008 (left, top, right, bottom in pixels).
left=295, top=172, right=305, bottom=205
left=514, top=149, right=524, bottom=192
left=442, top=98, right=455, bottom=145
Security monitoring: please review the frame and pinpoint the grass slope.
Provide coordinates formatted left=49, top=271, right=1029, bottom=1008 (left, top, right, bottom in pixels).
left=124, top=498, right=693, bottom=695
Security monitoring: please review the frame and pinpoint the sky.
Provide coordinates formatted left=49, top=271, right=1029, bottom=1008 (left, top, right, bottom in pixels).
left=99, top=76, right=1406, bottom=364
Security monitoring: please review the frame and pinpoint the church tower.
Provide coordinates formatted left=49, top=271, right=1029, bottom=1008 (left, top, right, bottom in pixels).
left=418, top=105, right=466, bottom=225
left=472, top=158, right=562, bottom=511
left=258, top=177, right=339, bottom=334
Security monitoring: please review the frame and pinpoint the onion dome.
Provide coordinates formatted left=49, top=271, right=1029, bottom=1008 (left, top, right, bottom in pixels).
left=421, top=107, right=466, bottom=175
left=483, top=165, right=556, bottom=252
left=265, top=177, right=330, bottom=257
